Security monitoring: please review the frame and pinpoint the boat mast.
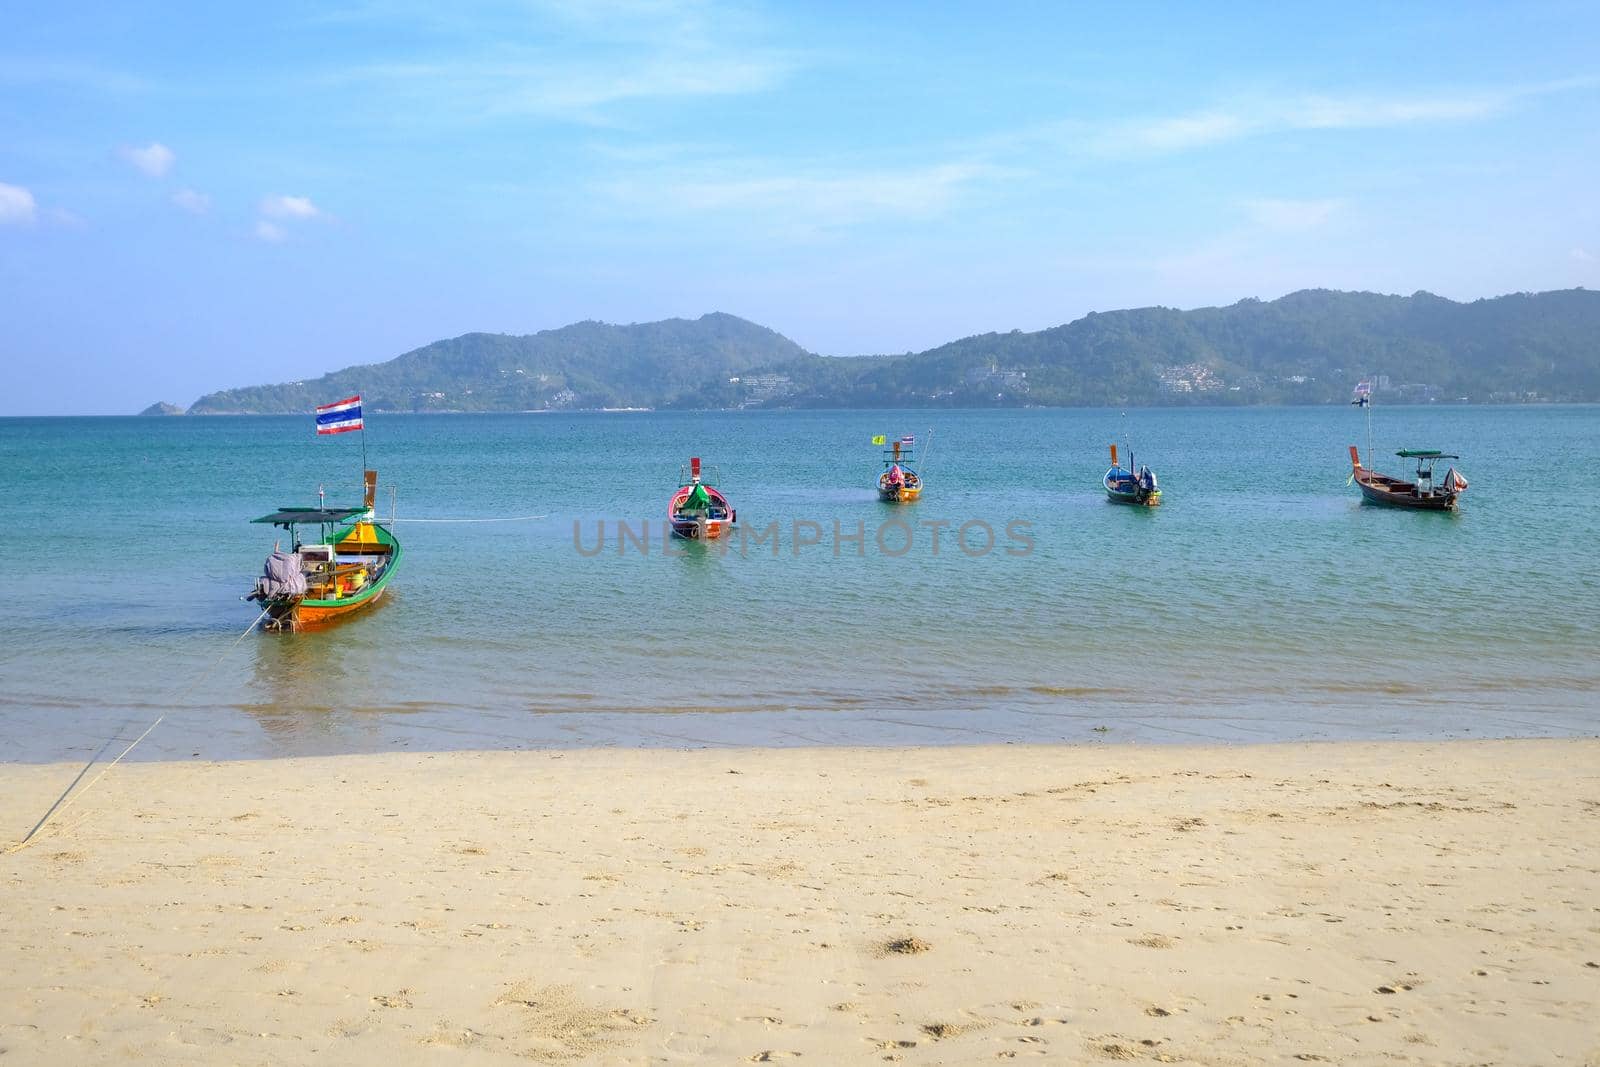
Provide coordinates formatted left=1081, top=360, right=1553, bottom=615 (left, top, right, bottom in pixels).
left=1366, top=380, right=1374, bottom=474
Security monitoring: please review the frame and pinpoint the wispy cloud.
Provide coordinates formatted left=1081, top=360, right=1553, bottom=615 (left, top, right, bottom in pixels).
left=172, top=188, right=211, bottom=215
left=1243, top=197, right=1344, bottom=233
left=312, top=0, right=798, bottom=125
left=0, top=181, right=36, bottom=225
left=1110, top=111, right=1253, bottom=153
left=1093, top=77, right=1596, bottom=156
left=333, top=53, right=794, bottom=126
left=0, top=57, right=148, bottom=94
left=1574, top=248, right=1596, bottom=264
left=608, top=160, right=1009, bottom=232
left=119, top=142, right=175, bottom=177
left=260, top=194, right=321, bottom=220
left=254, top=220, right=286, bottom=243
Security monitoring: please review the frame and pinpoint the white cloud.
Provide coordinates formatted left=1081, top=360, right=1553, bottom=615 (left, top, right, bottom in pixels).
left=259, top=194, right=321, bottom=219
left=1243, top=198, right=1344, bottom=233
left=119, top=142, right=175, bottom=177
left=171, top=188, right=211, bottom=214
left=1572, top=248, right=1595, bottom=264
left=254, top=220, right=287, bottom=243
left=0, top=181, right=36, bottom=225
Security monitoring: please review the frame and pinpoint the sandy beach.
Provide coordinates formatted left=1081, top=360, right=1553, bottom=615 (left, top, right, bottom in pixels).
left=2, top=739, right=1596, bottom=1065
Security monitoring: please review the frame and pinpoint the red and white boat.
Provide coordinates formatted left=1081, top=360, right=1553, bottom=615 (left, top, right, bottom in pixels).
left=668, top=457, right=737, bottom=539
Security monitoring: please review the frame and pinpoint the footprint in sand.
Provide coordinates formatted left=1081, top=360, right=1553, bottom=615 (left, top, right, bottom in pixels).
left=1129, top=934, right=1174, bottom=949
left=418, top=1022, right=480, bottom=1049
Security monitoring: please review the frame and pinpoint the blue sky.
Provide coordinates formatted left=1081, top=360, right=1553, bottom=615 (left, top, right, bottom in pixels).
left=1, top=1, right=1596, bottom=414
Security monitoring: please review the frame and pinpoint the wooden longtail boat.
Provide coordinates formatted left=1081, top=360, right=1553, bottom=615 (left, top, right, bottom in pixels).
left=247, top=470, right=402, bottom=631
left=1349, top=446, right=1467, bottom=510
left=669, top=457, right=736, bottom=540
left=877, top=436, right=923, bottom=502
left=1104, top=443, right=1161, bottom=506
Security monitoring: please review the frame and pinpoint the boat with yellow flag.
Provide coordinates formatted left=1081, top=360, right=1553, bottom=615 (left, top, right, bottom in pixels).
left=874, top=433, right=923, bottom=502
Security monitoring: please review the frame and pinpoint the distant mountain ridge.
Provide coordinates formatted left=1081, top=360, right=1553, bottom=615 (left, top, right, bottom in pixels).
left=187, top=313, right=809, bottom=414
left=181, top=289, right=1600, bottom=413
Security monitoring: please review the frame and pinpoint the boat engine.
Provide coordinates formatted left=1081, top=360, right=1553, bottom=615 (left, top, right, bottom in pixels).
left=251, top=549, right=308, bottom=601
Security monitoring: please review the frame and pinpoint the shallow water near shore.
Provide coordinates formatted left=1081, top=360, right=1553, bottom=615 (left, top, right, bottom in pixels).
left=1, top=405, right=1597, bottom=761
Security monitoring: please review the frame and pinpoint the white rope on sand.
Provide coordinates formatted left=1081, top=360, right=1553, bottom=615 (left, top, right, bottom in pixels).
left=3, top=607, right=272, bottom=855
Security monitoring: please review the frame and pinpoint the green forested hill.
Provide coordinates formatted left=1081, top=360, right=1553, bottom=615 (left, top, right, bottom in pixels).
left=187, top=313, right=810, bottom=413
left=772, top=288, right=1600, bottom=407
left=182, top=289, right=1600, bottom=413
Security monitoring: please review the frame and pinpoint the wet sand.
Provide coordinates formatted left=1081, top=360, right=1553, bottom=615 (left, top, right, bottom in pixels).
left=2, top=739, right=1597, bottom=1064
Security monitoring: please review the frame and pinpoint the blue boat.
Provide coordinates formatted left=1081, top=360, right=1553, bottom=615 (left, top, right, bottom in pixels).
left=1104, top=443, right=1161, bottom=506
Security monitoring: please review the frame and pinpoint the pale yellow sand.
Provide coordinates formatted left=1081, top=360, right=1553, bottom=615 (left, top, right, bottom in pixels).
left=2, top=740, right=1597, bottom=1065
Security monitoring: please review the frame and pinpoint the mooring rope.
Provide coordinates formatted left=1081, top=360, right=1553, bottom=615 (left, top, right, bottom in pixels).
left=3, top=607, right=272, bottom=855
left=389, top=513, right=548, bottom=523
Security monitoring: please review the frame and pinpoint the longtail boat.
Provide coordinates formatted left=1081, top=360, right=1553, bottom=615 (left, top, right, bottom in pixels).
left=877, top=435, right=923, bottom=502
left=669, top=457, right=736, bottom=540
left=1104, top=443, right=1161, bottom=506
left=1348, top=446, right=1467, bottom=510
left=247, top=470, right=402, bottom=631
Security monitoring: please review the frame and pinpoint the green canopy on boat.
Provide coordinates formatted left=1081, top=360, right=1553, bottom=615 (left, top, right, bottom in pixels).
left=251, top=506, right=365, bottom=526
left=683, top=483, right=712, bottom=511
left=1395, top=449, right=1459, bottom=459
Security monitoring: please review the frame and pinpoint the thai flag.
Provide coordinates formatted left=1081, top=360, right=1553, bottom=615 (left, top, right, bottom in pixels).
left=900, top=434, right=915, bottom=443
left=1351, top=380, right=1372, bottom=406
left=315, top=395, right=363, bottom=435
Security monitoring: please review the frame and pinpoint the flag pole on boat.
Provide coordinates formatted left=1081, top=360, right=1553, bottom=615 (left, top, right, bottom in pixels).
left=314, top=393, right=368, bottom=503
left=1351, top=377, right=1374, bottom=473
left=918, top=427, right=935, bottom=484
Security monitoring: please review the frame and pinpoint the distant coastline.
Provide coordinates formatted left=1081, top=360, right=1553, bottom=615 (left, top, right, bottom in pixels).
left=160, top=288, right=1600, bottom=417
left=126, top=399, right=1587, bottom=419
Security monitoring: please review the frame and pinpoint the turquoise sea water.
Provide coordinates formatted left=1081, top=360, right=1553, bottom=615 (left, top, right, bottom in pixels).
left=1, top=406, right=1597, bottom=761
